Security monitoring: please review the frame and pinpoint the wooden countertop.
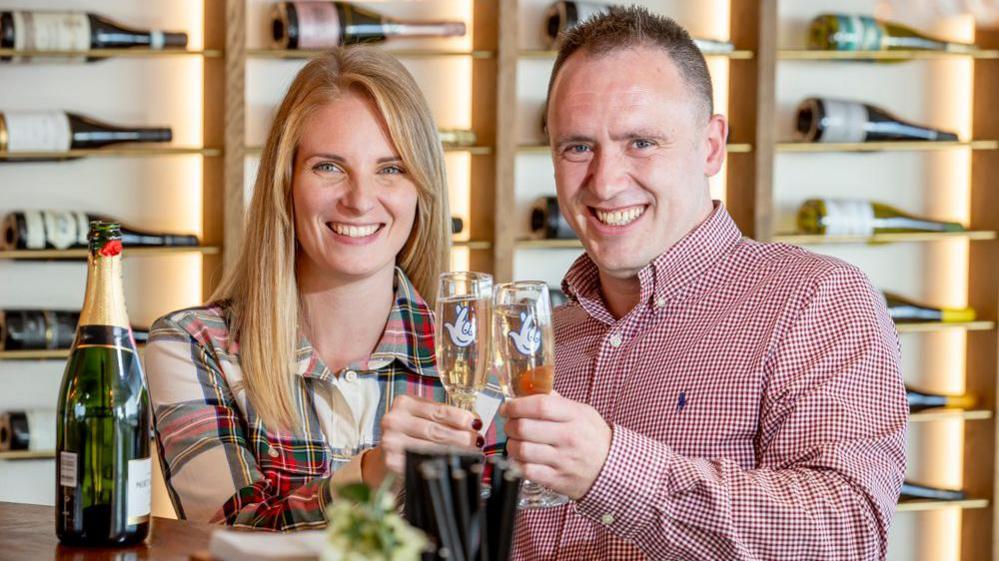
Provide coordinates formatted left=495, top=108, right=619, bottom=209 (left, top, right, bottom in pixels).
left=0, top=501, right=212, bottom=561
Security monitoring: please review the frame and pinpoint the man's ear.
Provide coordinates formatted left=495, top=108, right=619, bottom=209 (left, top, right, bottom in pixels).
left=704, top=114, right=728, bottom=178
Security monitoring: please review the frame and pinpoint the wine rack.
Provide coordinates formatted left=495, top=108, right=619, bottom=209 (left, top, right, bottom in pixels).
left=246, top=47, right=496, bottom=59
left=775, top=140, right=999, bottom=152
left=778, top=49, right=999, bottom=60
left=0, top=48, right=223, bottom=59
left=0, top=146, right=223, bottom=159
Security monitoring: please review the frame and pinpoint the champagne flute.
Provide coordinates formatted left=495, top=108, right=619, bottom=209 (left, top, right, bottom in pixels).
left=492, top=281, right=569, bottom=509
left=435, top=271, right=493, bottom=412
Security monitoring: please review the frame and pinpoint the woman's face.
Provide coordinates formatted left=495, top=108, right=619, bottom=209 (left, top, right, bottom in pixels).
left=292, top=90, right=419, bottom=285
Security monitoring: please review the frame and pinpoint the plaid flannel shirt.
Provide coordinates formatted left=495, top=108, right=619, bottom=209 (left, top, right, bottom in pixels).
left=144, top=267, right=505, bottom=530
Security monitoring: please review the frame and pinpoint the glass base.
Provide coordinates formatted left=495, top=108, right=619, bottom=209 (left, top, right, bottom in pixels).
left=518, top=480, right=569, bottom=509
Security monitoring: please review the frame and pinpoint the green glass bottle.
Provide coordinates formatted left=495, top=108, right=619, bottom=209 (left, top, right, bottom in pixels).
left=797, top=199, right=965, bottom=237
left=808, top=13, right=976, bottom=53
left=55, top=221, right=151, bottom=545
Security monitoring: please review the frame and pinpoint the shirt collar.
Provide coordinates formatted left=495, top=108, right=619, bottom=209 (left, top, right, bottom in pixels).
left=562, top=201, right=743, bottom=323
left=295, top=267, right=437, bottom=380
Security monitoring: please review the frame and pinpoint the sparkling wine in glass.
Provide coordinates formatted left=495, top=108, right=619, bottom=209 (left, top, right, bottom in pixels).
left=492, top=281, right=569, bottom=509
left=435, top=272, right=493, bottom=412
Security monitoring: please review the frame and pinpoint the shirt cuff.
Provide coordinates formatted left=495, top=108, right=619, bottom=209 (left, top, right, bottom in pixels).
left=330, top=452, right=366, bottom=490
left=573, top=424, right=673, bottom=540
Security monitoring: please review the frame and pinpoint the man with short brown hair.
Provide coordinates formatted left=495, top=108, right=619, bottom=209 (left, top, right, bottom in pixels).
left=501, top=6, right=906, bottom=560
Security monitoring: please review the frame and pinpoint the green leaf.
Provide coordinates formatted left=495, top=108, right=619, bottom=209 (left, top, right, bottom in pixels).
left=337, top=482, right=372, bottom=504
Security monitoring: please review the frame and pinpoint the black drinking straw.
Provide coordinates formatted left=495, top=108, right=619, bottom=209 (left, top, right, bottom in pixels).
left=495, top=466, right=523, bottom=561
left=421, top=460, right=466, bottom=561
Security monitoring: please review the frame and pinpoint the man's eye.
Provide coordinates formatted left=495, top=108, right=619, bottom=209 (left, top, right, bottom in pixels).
left=633, top=139, right=656, bottom=149
left=566, top=144, right=591, bottom=154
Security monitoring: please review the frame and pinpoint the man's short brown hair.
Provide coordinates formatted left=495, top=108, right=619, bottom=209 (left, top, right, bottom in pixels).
left=546, top=5, right=714, bottom=120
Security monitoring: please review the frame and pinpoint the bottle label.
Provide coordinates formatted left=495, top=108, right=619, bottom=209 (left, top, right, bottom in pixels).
left=821, top=199, right=875, bottom=236
left=12, top=11, right=91, bottom=52
left=37, top=210, right=90, bottom=250
left=59, top=451, right=78, bottom=488
left=833, top=15, right=884, bottom=51
left=127, top=457, right=152, bottom=523
left=293, top=2, right=341, bottom=48
left=2, top=111, right=72, bottom=153
left=815, top=99, right=868, bottom=143
left=25, top=409, right=56, bottom=451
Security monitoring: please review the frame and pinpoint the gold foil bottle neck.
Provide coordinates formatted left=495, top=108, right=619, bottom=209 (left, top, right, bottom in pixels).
left=79, top=223, right=130, bottom=329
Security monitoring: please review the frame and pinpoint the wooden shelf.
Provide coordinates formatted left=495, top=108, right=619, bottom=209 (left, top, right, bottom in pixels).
left=517, top=143, right=753, bottom=154
left=519, top=49, right=755, bottom=60
left=777, top=140, right=999, bottom=153
left=244, top=145, right=491, bottom=156
left=247, top=48, right=495, bottom=60
left=0, top=146, right=222, bottom=160
left=453, top=240, right=492, bottom=250
left=779, top=49, right=999, bottom=61
left=0, top=48, right=223, bottom=59
left=0, top=450, right=54, bottom=461
left=910, top=409, right=993, bottom=422
left=772, top=231, right=997, bottom=244
left=0, top=247, right=220, bottom=260
left=515, top=238, right=583, bottom=250
left=896, top=498, right=989, bottom=512
left=895, top=321, right=995, bottom=334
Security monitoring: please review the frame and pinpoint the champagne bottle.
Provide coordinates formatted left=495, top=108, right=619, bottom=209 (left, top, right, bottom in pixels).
left=0, top=11, right=188, bottom=63
left=0, top=409, right=56, bottom=452
left=885, top=293, right=976, bottom=324
left=808, top=13, right=976, bottom=53
left=900, top=481, right=967, bottom=502
left=797, top=199, right=965, bottom=237
left=906, top=386, right=975, bottom=412
left=270, top=2, right=466, bottom=49
left=0, top=309, right=149, bottom=351
left=795, top=98, right=958, bottom=143
left=1, top=210, right=198, bottom=251
left=531, top=196, right=577, bottom=240
left=56, top=222, right=151, bottom=546
left=0, top=111, right=172, bottom=156
left=543, top=1, right=734, bottom=53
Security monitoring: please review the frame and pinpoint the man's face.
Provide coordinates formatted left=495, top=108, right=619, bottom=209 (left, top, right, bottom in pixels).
left=547, top=46, right=727, bottom=280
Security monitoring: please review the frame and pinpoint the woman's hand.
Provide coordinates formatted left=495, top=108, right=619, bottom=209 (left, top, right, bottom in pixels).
left=372, top=394, right=484, bottom=479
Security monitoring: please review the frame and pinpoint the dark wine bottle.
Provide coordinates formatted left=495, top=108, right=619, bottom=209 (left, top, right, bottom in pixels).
left=56, top=222, right=151, bottom=546
left=906, top=386, right=975, bottom=412
left=808, top=14, right=976, bottom=53
left=795, top=97, right=958, bottom=143
left=1, top=210, right=198, bottom=251
left=0, top=309, right=148, bottom=351
left=271, top=2, right=466, bottom=49
left=900, top=481, right=967, bottom=502
left=0, top=111, right=172, bottom=155
left=884, top=293, right=976, bottom=324
left=531, top=196, right=577, bottom=239
left=0, top=409, right=56, bottom=452
left=451, top=216, right=464, bottom=235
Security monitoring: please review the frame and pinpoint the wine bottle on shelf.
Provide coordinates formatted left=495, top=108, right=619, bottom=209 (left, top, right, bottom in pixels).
left=0, top=111, right=172, bottom=157
left=906, top=386, right=975, bottom=412
left=795, top=97, right=959, bottom=143
left=451, top=216, right=464, bottom=235
left=531, top=196, right=577, bottom=240
left=0, top=409, right=56, bottom=452
left=438, top=128, right=477, bottom=147
left=885, top=293, right=976, bottom=324
left=796, top=199, right=966, bottom=237
left=270, top=2, right=466, bottom=49
left=2, top=210, right=198, bottom=251
left=543, top=1, right=735, bottom=53
left=808, top=13, right=977, bottom=53
left=0, top=309, right=149, bottom=351
left=0, top=11, right=188, bottom=63
left=900, top=481, right=967, bottom=502
left=56, top=222, right=151, bottom=546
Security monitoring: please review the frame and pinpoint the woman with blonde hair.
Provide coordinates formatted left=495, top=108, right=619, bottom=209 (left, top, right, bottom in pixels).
left=144, top=46, right=500, bottom=530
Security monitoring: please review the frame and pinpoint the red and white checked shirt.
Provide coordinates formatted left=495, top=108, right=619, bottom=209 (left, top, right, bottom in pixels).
left=512, top=202, right=907, bottom=561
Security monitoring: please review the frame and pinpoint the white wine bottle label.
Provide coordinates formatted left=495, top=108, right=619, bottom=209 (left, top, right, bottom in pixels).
left=39, top=210, right=90, bottom=250
left=822, top=199, right=875, bottom=236
left=293, top=1, right=341, bottom=48
left=23, top=210, right=46, bottom=249
left=2, top=111, right=72, bottom=153
left=12, top=11, right=91, bottom=53
left=127, top=457, right=152, bottom=523
left=837, top=15, right=884, bottom=50
left=25, top=409, right=56, bottom=451
left=59, top=451, right=78, bottom=488
left=816, top=99, right=868, bottom=143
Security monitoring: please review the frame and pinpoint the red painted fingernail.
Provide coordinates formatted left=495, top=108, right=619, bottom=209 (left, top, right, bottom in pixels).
left=472, top=418, right=483, bottom=431
left=476, top=435, right=485, bottom=448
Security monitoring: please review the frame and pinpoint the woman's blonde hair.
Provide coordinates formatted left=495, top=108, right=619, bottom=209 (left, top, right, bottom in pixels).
left=212, top=47, right=451, bottom=431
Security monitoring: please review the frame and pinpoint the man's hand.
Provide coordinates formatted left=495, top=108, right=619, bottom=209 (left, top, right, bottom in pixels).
left=501, top=394, right=612, bottom=500
left=372, top=394, right=483, bottom=481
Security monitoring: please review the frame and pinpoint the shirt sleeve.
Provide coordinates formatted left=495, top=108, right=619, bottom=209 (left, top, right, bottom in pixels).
left=144, top=315, right=334, bottom=531
left=573, top=265, right=908, bottom=560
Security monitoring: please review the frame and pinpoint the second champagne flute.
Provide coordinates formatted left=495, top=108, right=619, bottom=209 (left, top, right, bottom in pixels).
left=435, top=272, right=493, bottom=412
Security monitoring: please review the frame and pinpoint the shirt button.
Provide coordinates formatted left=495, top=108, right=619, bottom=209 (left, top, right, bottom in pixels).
left=609, top=334, right=622, bottom=348
left=267, top=446, right=279, bottom=458
left=600, top=513, right=615, bottom=525
left=655, top=297, right=666, bottom=308
left=344, top=370, right=358, bottom=383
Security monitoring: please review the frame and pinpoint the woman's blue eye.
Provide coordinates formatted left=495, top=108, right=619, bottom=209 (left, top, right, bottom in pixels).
left=380, top=165, right=405, bottom=175
left=313, top=162, right=340, bottom=173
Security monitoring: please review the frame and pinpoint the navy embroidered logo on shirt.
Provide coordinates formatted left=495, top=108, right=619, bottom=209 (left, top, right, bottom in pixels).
left=677, top=391, right=687, bottom=412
